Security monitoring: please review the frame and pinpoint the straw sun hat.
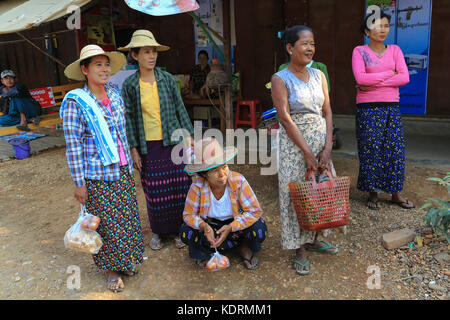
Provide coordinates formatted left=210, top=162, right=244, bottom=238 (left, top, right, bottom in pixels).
left=118, top=29, right=170, bottom=52
left=64, top=44, right=126, bottom=81
left=185, top=138, right=238, bottom=174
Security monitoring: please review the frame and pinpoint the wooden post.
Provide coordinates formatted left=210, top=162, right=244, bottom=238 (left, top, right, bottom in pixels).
left=222, top=0, right=233, bottom=130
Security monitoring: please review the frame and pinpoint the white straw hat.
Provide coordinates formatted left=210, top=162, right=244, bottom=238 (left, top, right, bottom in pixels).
left=64, top=44, right=126, bottom=81
left=118, top=29, right=170, bottom=52
left=185, top=138, right=238, bottom=174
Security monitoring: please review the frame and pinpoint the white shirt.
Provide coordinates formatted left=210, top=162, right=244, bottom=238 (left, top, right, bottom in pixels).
left=208, top=186, right=234, bottom=221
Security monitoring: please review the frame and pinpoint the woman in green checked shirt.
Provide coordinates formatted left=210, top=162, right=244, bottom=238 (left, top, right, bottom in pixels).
left=120, top=30, right=194, bottom=251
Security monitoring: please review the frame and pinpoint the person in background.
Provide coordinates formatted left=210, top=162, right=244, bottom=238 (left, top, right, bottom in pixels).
left=0, top=70, right=41, bottom=131
left=271, top=25, right=339, bottom=276
left=184, top=50, right=211, bottom=99
left=352, top=11, right=413, bottom=210
left=180, top=138, right=267, bottom=269
left=120, top=30, right=194, bottom=251
left=60, top=44, right=145, bottom=293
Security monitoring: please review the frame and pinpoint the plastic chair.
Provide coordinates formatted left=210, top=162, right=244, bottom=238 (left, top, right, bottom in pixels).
left=234, top=100, right=262, bottom=129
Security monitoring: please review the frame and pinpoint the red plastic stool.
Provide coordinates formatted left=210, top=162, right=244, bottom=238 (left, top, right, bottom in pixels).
left=234, top=100, right=263, bottom=129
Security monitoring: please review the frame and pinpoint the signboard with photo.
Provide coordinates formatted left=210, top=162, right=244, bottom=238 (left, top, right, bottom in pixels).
left=365, top=0, right=432, bottom=115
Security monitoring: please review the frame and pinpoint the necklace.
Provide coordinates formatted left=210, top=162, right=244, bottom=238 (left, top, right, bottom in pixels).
left=369, top=44, right=387, bottom=57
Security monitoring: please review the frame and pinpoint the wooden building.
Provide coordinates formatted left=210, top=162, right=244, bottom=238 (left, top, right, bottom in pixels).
left=0, top=0, right=449, bottom=116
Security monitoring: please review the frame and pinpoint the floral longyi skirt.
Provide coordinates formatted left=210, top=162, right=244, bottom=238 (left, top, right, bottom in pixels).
left=85, top=166, right=145, bottom=272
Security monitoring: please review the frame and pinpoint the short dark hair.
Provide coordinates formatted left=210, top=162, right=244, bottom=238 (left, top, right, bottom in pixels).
left=360, top=10, right=391, bottom=34
left=198, top=50, right=209, bottom=59
left=197, top=170, right=209, bottom=179
left=131, top=47, right=141, bottom=56
left=281, top=25, right=314, bottom=60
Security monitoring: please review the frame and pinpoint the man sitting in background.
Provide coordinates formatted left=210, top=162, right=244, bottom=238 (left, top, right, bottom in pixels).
left=0, top=70, right=41, bottom=131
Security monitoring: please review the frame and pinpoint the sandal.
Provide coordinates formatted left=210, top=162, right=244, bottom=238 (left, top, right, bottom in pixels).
left=367, top=199, right=381, bottom=210
left=149, top=235, right=163, bottom=250
left=306, top=240, right=338, bottom=254
left=391, top=199, right=415, bottom=209
left=195, top=260, right=207, bottom=268
left=242, top=253, right=258, bottom=270
left=106, top=276, right=124, bottom=293
left=293, top=259, right=310, bottom=275
left=174, top=236, right=186, bottom=249
left=16, top=124, right=30, bottom=132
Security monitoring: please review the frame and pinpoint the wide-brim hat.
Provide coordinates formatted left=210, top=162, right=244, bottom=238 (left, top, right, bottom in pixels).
left=185, top=138, right=238, bottom=174
left=64, top=45, right=126, bottom=81
left=118, top=30, right=170, bottom=52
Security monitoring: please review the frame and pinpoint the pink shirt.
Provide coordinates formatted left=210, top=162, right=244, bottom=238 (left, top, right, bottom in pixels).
left=105, top=101, right=128, bottom=166
left=352, top=44, right=409, bottom=104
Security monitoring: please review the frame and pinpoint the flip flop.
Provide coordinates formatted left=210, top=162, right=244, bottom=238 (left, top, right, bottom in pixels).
left=293, top=259, right=310, bottom=275
left=391, top=200, right=415, bottom=209
left=149, top=236, right=163, bottom=250
left=242, top=253, right=258, bottom=270
left=16, top=125, right=30, bottom=132
left=106, top=276, right=124, bottom=293
left=174, top=236, right=186, bottom=249
left=306, top=240, right=339, bottom=254
left=367, top=199, right=380, bottom=210
left=195, top=260, right=207, bottom=268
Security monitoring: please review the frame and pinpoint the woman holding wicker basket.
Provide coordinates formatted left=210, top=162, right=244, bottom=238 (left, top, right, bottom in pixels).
left=271, top=26, right=339, bottom=275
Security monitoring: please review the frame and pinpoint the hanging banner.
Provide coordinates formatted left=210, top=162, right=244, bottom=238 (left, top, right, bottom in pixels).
left=124, top=0, right=199, bottom=16
left=365, top=0, right=432, bottom=115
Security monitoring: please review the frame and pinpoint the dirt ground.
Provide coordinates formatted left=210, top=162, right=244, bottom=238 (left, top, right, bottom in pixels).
left=0, top=145, right=449, bottom=300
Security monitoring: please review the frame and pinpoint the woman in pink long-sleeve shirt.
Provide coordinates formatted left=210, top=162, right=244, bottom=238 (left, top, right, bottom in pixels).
left=351, top=10, right=414, bottom=210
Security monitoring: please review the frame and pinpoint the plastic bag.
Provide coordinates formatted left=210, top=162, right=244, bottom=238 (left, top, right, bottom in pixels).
left=64, top=205, right=103, bottom=254
left=205, top=249, right=230, bottom=271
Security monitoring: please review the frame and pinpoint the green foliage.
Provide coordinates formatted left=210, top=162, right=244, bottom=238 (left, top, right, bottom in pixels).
left=421, top=172, right=450, bottom=242
left=366, top=0, right=394, bottom=9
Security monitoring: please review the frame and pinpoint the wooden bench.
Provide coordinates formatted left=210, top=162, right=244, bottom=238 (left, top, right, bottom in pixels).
left=0, top=82, right=84, bottom=136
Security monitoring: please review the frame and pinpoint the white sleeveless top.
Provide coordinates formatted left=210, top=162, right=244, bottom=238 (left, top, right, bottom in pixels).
left=274, top=67, right=324, bottom=116
left=208, top=186, right=234, bottom=221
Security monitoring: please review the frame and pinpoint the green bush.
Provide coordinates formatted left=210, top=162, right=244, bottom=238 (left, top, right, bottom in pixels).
left=421, top=172, right=450, bottom=242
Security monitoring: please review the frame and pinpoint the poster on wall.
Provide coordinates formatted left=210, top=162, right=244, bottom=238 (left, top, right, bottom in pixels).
left=193, top=0, right=236, bottom=68
left=365, top=0, right=432, bottom=115
left=76, top=3, right=116, bottom=51
left=87, top=14, right=116, bottom=51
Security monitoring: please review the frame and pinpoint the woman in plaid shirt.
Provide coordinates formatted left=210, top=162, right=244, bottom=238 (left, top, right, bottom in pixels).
left=180, top=138, right=268, bottom=269
left=60, top=45, right=145, bottom=293
left=119, top=30, right=194, bottom=251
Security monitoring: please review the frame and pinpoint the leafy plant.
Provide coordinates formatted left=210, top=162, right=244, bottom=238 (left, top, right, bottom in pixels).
left=421, top=172, right=450, bottom=242
left=366, top=0, right=394, bottom=9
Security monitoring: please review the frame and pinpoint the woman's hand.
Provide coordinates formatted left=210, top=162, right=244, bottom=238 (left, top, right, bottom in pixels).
left=356, top=84, right=372, bottom=92
left=74, top=185, right=88, bottom=205
left=200, top=222, right=216, bottom=248
left=317, top=146, right=332, bottom=170
left=304, top=149, right=319, bottom=172
left=214, top=224, right=232, bottom=248
left=130, top=148, right=142, bottom=172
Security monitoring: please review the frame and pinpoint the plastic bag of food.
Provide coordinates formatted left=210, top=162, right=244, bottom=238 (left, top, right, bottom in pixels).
left=64, top=205, right=103, bottom=254
left=205, top=249, right=230, bottom=271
